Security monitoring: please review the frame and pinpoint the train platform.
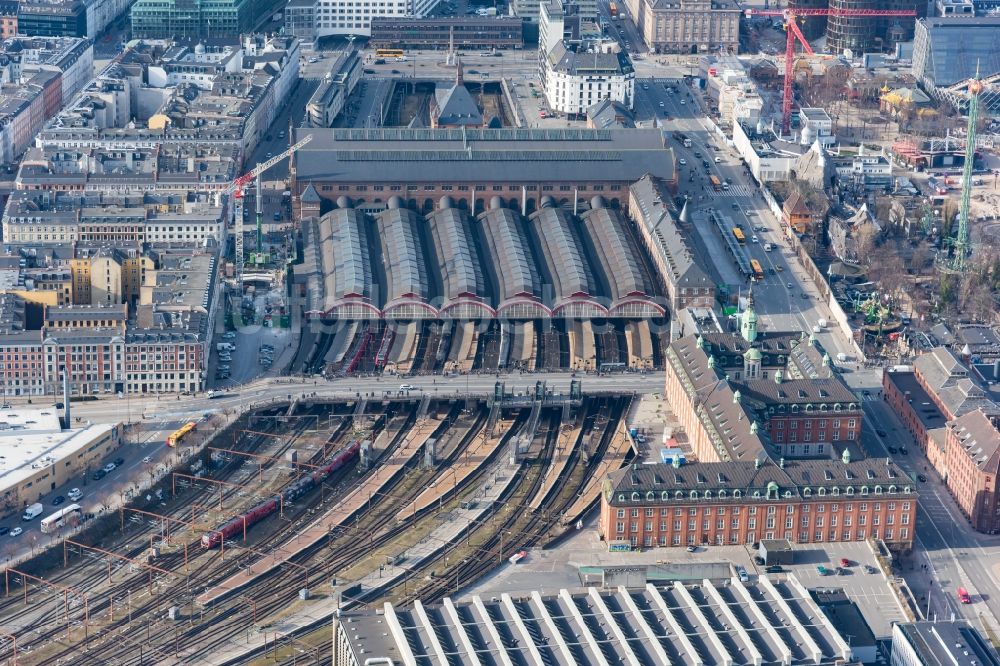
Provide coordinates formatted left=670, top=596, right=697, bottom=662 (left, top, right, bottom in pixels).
left=560, top=418, right=633, bottom=526
left=398, top=417, right=515, bottom=519
left=196, top=417, right=442, bottom=606
left=529, top=423, right=583, bottom=511
left=334, top=454, right=521, bottom=608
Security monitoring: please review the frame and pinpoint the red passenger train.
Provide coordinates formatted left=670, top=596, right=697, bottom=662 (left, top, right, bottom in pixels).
left=201, top=440, right=361, bottom=548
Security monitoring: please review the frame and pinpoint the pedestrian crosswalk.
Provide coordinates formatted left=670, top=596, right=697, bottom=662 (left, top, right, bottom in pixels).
left=707, top=185, right=755, bottom=198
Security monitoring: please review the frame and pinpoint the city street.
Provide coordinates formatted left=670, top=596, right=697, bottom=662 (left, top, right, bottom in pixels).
left=864, top=397, right=1000, bottom=636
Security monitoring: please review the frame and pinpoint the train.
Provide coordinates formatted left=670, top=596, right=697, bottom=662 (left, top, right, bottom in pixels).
left=201, top=440, right=361, bottom=548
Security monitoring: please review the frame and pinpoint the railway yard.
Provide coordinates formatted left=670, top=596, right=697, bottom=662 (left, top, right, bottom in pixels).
left=0, top=396, right=633, bottom=664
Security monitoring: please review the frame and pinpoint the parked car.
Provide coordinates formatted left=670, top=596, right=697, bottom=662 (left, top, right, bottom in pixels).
left=765, top=565, right=783, bottom=573
left=864, top=565, right=877, bottom=574
left=887, top=446, right=899, bottom=454
left=114, top=457, right=124, bottom=467
left=68, top=488, right=82, bottom=501
left=817, top=565, right=830, bottom=576
left=0, top=527, right=9, bottom=536
left=686, top=545, right=697, bottom=552
left=92, top=470, right=106, bottom=481
left=917, top=474, right=928, bottom=482
left=9, top=528, right=21, bottom=537
left=737, top=567, right=749, bottom=583
left=840, top=558, right=851, bottom=568
left=876, top=429, right=887, bottom=437
left=102, top=463, right=116, bottom=473
left=753, top=555, right=765, bottom=565
left=52, top=496, right=65, bottom=506
left=142, top=456, right=152, bottom=464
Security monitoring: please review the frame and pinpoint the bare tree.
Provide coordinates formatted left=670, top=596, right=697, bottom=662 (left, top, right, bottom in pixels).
left=855, top=224, right=880, bottom=265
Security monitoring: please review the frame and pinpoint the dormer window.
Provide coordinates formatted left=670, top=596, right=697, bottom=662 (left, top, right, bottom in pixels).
left=861, top=486, right=869, bottom=495
left=690, top=490, right=699, bottom=499
left=661, top=491, right=669, bottom=501
left=631, top=492, right=640, bottom=501
left=888, top=485, right=896, bottom=494
left=646, top=491, right=655, bottom=501
left=803, top=487, right=812, bottom=497
left=875, top=485, right=883, bottom=495
left=818, top=488, right=826, bottom=496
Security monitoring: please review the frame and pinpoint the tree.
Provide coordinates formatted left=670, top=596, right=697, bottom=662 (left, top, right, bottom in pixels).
left=854, top=224, right=879, bottom=265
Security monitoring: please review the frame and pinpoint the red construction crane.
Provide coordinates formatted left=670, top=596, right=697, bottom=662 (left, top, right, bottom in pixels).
left=744, top=7, right=917, bottom=134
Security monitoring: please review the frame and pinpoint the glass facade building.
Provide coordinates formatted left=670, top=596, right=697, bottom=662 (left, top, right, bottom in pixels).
left=130, top=0, right=281, bottom=38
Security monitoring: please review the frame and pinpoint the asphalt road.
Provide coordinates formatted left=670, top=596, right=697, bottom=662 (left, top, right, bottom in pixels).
left=633, top=77, right=858, bottom=369
left=864, top=397, right=1000, bottom=635
left=65, top=372, right=665, bottom=425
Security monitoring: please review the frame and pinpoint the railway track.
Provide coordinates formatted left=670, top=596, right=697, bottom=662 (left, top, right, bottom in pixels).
left=397, top=397, right=625, bottom=606
left=12, top=404, right=361, bottom=665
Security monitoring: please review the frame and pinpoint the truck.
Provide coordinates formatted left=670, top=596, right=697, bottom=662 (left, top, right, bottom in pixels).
left=22, top=503, right=43, bottom=521
left=608, top=1, right=618, bottom=16
left=958, top=587, right=971, bottom=604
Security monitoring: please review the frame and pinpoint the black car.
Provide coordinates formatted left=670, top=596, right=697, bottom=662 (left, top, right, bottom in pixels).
left=898, top=447, right=908, bottom=455
left=876, top=429, right=887, bottom=437
left=92, top=469, right=106, bottom=481
left=114, top=458, right=125, bottom=467
left=753, top=555, right=765, bottom=565
left=918, top=474, right=928, bottom=482
left=887, top=446, right=899, bottom=454
left=765, top=565, right=783, bottom=573
left=52, top=495, right=65, bottom=506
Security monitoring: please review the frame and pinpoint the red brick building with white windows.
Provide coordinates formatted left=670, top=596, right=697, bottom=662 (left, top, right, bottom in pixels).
left=943, top=410, right=1000, bottom=534
left=663, top=291, right=863, bottom=463
left=599, top=455, right=917, bottom=551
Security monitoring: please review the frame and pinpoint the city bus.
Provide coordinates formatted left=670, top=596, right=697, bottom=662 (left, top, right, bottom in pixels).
left=750, top=259, right=765, bottom=281
left=167, top=421, right=197, bottom=447
left=732, top=227, right=746, bottom=244
left=375, top=49, right=404, bottom=59
left=710, top=175, right=722, bottom=191
left=40, top=504, right=82, bottom=534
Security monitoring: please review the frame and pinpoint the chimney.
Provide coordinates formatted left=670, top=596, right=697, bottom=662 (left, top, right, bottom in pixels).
left=62, top=367, right=70, bottom=427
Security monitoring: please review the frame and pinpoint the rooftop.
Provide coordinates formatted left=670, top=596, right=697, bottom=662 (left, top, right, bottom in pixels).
left=337, top=578, right=853, bottom=665
left=293, top=127, right=676, bottom=185
left=0, top=407, right=119, bottom=495
left=896, top=621, right=1000, bottom=666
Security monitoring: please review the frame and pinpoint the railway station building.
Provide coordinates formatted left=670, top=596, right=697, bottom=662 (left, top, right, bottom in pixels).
left=291, top=127, right=677, bottom=219
left=599, top=456, right=917, bottom=550
left=299, top=194, right=665, bottom=321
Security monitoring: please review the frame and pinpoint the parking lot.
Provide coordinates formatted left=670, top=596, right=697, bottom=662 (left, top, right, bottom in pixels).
left=460, top=517, right=906, bottom=638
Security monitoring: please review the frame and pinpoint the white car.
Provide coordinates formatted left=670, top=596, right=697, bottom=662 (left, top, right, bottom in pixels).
left=678, top=158, right=687, bottom=165
left=680, top=99, right=686, bottom=105
left=659, top=101, right=665, bottom=107
left=9, top=528, right=21, bottom=537
left=399, top=384, right=415, bottom=391
left=68, top=488, right=82, bottom=501
left=103, top=463, right=116, bottom=473
left=222, top=332, right=236, bottom=339
left=714, top=156, right=722, bottom=163
left=142, top=456, right=152, bottom=464
left=751, top=236, right=759, bottom=243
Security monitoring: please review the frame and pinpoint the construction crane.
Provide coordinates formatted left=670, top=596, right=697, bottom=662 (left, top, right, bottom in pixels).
left=942, top=65, right=985, bottom=273
left=221, top=134, right=313, bottom=284
left=744, top=7, right=916, bottom=135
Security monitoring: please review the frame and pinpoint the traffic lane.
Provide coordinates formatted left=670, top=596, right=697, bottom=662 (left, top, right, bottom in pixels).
left=867, top=399, right=1000, bottom=624
left=0, top=419, right=176, bottom=542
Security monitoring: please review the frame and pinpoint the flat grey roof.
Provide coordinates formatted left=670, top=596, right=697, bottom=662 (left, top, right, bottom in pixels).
left=293, top=128, right=675, bottom=184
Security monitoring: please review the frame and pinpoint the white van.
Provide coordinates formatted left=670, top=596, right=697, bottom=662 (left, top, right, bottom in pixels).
left=22, top=503, right=43, bottom=521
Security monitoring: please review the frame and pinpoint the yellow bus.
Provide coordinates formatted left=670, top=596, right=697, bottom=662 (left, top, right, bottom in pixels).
left=375, top=49, right=404, bottom=59
left=709, top=175, right=722, bottom=191
left=167, top=421, right=197, bottom=447
left=732, top=227, right=746, bottom=244
left=750, top=259, right=765, bottom=281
